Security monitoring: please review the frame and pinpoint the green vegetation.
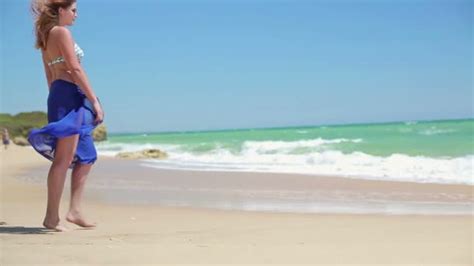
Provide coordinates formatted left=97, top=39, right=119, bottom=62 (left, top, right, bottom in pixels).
left=0, top=112, right=48, bottom=138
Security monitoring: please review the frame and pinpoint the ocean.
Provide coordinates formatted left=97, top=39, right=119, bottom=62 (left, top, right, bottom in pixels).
left=97, top=119, right=473, bottom=185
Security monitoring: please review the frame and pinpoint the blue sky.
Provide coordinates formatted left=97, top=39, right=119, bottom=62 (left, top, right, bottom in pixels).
left=1, top=0, right=472, bottom=133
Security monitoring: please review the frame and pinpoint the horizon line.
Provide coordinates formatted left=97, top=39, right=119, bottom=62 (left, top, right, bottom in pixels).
left=108, top=116, right=474, bottom=136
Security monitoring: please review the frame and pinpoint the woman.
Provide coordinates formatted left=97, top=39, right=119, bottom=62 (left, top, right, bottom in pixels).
left=29, top=0, right=104, bottom=232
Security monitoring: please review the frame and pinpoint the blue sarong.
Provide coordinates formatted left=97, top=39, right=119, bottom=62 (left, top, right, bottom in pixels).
left=28, top=79, right=98, bottom=169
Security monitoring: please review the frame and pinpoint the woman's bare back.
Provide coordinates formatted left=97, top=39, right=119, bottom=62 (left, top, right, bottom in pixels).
left=43, top=26, right=78, bottom=84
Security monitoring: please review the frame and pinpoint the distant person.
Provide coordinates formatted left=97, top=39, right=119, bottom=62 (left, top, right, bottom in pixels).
left=28, top=0, right=104, bottom=232
left=2, top=128, right=10, bottom=150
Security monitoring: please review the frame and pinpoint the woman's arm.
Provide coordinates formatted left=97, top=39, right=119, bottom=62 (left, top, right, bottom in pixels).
left=51, top=26, right=104, bottom=124
left=41, top=50, right=52, bottom=89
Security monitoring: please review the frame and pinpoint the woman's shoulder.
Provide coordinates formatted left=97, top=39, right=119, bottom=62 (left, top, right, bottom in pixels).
left=50, top=26, right=72, bottom=38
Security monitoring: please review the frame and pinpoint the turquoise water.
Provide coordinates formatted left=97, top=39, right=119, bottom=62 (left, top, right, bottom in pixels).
left=97, top=119, right=474, bottom=184
left=105, top=119, right=473, bottom=157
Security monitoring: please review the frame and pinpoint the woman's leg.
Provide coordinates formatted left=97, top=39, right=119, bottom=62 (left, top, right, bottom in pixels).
left=43, top=134, right=79, bottom=231
left=66, top=163, right=96, bottom=227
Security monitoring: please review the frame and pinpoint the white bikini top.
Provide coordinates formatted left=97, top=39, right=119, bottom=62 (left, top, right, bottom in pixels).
left=47, top=43, right=84, bottom=66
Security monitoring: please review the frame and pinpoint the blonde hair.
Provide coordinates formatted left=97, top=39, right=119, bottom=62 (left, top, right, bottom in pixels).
left=30, top=0, right=76, bottom=50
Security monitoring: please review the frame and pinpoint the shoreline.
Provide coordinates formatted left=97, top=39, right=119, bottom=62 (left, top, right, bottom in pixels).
left=18, top=153, right=474, bottom=216
left=102, top=153, right=474, bottom=186
left=1, top=144, right=473, bottom=265
left=134, top=157, right=474, bottom=186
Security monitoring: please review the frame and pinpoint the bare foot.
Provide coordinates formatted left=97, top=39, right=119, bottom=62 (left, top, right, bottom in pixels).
left=43, top=219, right=69, bottom=232
left=66, top=211, right=97, bottom=228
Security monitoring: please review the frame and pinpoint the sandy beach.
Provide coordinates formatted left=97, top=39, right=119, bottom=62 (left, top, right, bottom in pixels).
left=1, top=144, right=473, bottom=265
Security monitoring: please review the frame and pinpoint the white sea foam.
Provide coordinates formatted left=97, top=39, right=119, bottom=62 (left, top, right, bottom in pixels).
left=241, top=138, right=362, bottom=153
left=97, top=139, right=473, bottom=185
left=96, top=142, right=181, bottom=157
left=418, top=127, right=457, bottom=136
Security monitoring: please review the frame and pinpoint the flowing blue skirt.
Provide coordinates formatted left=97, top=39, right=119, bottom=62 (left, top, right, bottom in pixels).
left=28, top=79, right=98, bottom=169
